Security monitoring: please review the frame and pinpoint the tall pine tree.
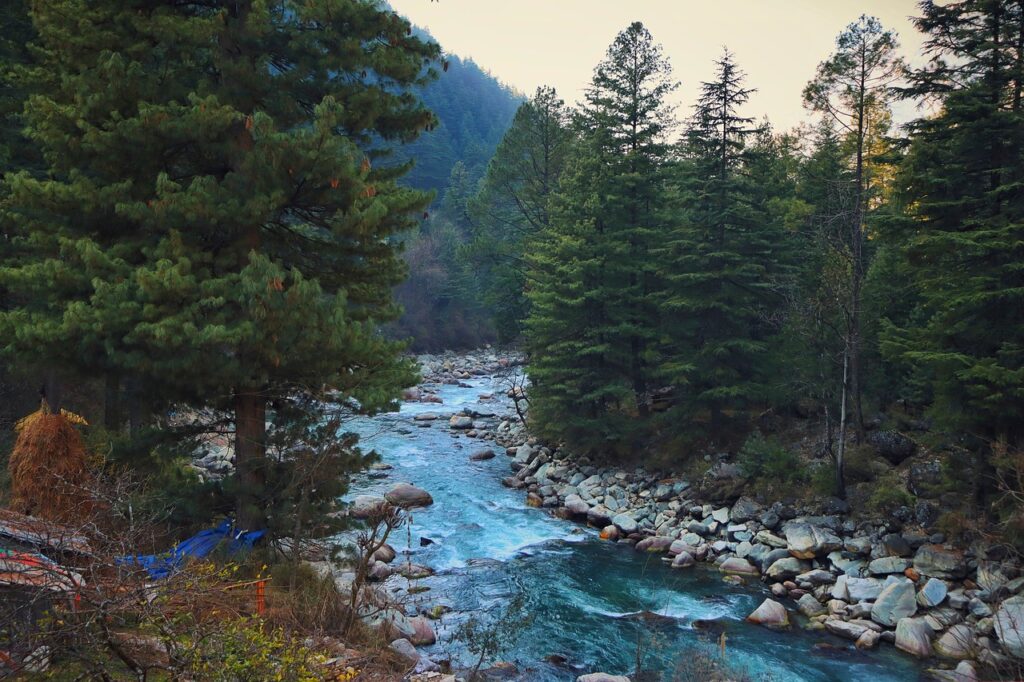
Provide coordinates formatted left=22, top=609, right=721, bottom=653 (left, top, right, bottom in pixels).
left=466, top=86, right=572, bottom=341
left=527, top=22, right=676, bottom=455
left=803, top=15, right=905, bottom=440
left=882, top=0, right=1024, bottom=446
left=663, top=50, right=780, bottom=437
left=0, top=1, right=437, bottom=528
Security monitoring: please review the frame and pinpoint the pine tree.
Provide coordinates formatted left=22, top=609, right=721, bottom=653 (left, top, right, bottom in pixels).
left=882, top=0, right=1024, bottom=445
left=466, top=86, right=572, bottom=341
left=0, top=1, right=437, bottom=529
left=526, top=22, right=676, bottom=455
left=663, top=50, right=779, bottom=436
left=803, top=15, right=905, bottom=440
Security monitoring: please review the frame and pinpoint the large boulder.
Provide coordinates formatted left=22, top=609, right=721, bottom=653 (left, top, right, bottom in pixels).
left=785, top=523, right=841, bottom=559
left=846, top=577, right=884, bottom=601
left=564, top=495, right=590, bottom=516
left=868, top=556, right=911, bottom=575
left=872, top=578, right=918, bottom=626
left=895, top=618, right=933, bottom=658
left=868, top=430, right=917, bottom=465
left=730, top=497, right=762, bottom=523
left=449, top=415, right=473, bottom=429
left=746, top=598, right=790, bottom=630
left=825, top=618, right=871, bottom=640
left=612, top=513, right=638, bottom=535
left=918, top=578, right=948, bottom=608
left=635, top=536, right=674, bottom=553
left=934, top=623, right=975, bottom=660
left=350, top=495, right=387, bottom=518
left=470, top=448, right=496, bottom=461
left=797, top=593, right=827, bottom=618
left=385, top=483, right=434, bottom=509
left=914, top=545, right=967, bottom=579
left=671, top=552, right=695, bottom=569
left=587, top=505, right=614, bottom=527
left=766, top=557, right=811, bottom=580
left=995, top=594, right=1024, bottom=658
left=408, top=616, right=437, bottom=646
left=719, top=557, right=759, bottom=577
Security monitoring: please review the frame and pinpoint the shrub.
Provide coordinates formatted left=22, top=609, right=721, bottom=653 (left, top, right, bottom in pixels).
left=737, top=433, right=806, bottom=486
left=176, top=616, right=324, bottom=681
left=866, top=473, right=914, bottom=514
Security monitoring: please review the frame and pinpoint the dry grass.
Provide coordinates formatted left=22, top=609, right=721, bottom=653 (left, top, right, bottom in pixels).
left=8, top=408, right=92, bottom=522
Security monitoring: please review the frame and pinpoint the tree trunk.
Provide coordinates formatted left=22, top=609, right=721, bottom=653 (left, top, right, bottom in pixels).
left=836, top=348, right=849, bottom=500
left=850, top=61, right=867, bottom=443
left=234, top=387, right=267, bottom=530
left=104, top=371, right=121, bottom=431
left=42, top=369, right=62, bottom=413
left=126, top=376, right=144, bottom=437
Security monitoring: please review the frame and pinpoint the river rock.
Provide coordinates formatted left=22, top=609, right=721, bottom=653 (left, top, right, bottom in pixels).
left=825, top=618, right=870, bottom=640
left=785, top=523, right=841, bottom=559
left=914, top=545, right=967, bottom=579
left=872, top=578, right=917, bottom=626
left=711, top=507, right=731, bottom=523
left=868, top=556, right=911, bottom=575
left=719, top=557, right=759, bottom=577
left=895, top=618, right=933, bottom=658
left=767, top=557, right=811, bottom=580
left=797, top=593, right=827, bottom=617
left=746, top=598, right=789, bottom=630
left=918, top=577, right=948, bottom=607
left=796, top=569, right=835, bottom=586
left=755, top=531, right=788, bottom=549
left=390, top=638, right=420, bottom=664
left=449, top=415, right=473, bottom=429
left=470, top=448, right=496, bottom=461
left=612, top=513, right=638, bottom=535
left=934, top=623, right=974, bottom=660
left=635, top=536, right=674, bottom=553
left=564, top=494, right=590, bottom=516
left=409, top=616, right=437, bottom=646
left=730, top=497, right=762, bottom=523
left=994, top=594, right=1024, bottom=658
left=856, top=629, right=881, bottom=650
left=846, top=577, right=884, bottom=601
left=350, top=495, right=387, bottom=518
left=386, top=483, right=434, bottom=509
left=577, top=675, right=630, bottom=682
left=397, top=563, right=434, bottom=580
left=671, top=551, right=695, bottom=568
left=587, top=505, right=614, bottom=527
left=368, top=561, right=392, bottom=581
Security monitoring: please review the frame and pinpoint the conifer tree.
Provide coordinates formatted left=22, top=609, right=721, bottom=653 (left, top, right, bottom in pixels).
left=526, top=22, right=676, bottom=455
left=882, top=0, right=1024, bottom=445
left=663, top=50, right=779, bottom=436
left=0, top=1, right=437, bottom=528
left=803, top=15, right=905, bottom=440
left=467, top=86, right=572, bottom=340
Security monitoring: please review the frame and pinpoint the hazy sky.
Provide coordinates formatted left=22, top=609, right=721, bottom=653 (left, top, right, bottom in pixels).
left=388, top=0, right=928, bottom=132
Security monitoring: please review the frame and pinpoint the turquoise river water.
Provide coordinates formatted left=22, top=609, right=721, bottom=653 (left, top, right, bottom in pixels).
left=345, top=373, right=924, bottom=681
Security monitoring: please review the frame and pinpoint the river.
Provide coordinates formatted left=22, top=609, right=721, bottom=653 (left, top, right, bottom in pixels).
left=345, top=372, right=924, bottom=681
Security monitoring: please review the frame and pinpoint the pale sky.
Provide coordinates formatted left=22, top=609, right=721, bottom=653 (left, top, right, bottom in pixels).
left=388, top=0, right=929, bottom=133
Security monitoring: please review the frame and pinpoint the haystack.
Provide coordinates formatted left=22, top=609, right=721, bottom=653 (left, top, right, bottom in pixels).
left=8, top=406, right=92, bottom=523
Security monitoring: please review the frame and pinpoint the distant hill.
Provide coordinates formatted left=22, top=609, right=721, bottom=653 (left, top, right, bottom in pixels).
left=397, top=35, right=523, bottom=201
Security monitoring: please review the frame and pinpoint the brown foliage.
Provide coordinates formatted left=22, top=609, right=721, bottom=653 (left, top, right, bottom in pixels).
left=8, top=409, right=92, bottom=522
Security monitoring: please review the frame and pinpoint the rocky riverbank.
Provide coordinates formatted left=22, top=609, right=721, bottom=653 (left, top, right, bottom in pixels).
left=485, top=392, right=1021, bottom=681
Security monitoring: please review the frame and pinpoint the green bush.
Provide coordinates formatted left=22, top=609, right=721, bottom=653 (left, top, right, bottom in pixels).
left=738, top=433, right=806, bottom=486
left=867, top=473, right=914, bottom=514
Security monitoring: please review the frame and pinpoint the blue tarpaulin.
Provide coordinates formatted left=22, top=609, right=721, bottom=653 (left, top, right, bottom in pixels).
left=118, top=519, right=265, bottom=580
